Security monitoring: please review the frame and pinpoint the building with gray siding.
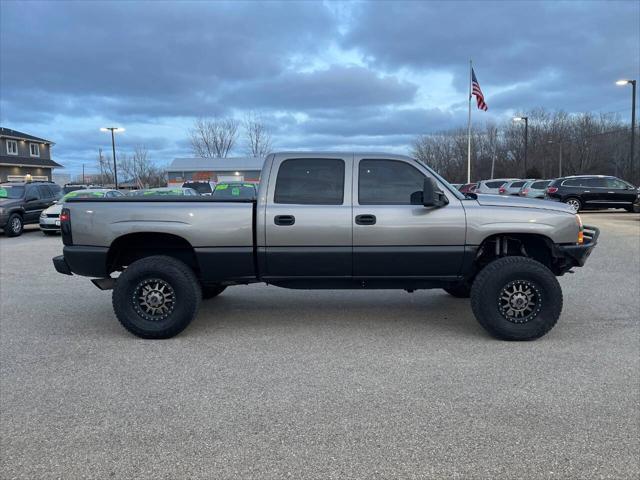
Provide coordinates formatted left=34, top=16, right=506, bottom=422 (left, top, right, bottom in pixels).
left=167, top=157, right=265, bottom=186
left=0, top=127, right=62, bottom=182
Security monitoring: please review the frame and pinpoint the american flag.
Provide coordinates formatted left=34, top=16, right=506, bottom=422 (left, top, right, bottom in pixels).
left=471, top=68, right=488, bottom=111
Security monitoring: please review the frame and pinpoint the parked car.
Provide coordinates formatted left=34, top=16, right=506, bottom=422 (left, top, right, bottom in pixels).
left=40, top=189, right=123, bottom=234
left=476, top=179, right=519, bottom=195
left=499, top=179, right=530, bottom=196
left=519, top=180, right=551, bottom=199
left=458, top=183, right=477, bottom=194
left=182, top=181, right=213, bottom=196
left=0, top=182, right=62, bottom=237
left=634, top=187, right=640, bottom=213
left=53, top=151, right=598, bottom=341
left=211, top=182, right=257, bottom=200
left=141, top=187, right=199, bottom=196
left=545, top=175, right=638, bottom=212
left=62, top=184, right=87, bottom=194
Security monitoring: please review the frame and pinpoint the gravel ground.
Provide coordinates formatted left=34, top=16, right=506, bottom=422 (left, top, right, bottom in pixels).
left=1, top=212, right=639, bottom=479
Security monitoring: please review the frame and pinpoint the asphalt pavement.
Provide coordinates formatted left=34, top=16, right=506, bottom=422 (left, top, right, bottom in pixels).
left=1, top=212, right=639, bottom=479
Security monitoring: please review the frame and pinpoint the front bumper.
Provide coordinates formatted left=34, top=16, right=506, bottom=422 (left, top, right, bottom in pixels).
left=39, top=215, right=60, bottom=230
left=556, top=224, right=600, bottom=268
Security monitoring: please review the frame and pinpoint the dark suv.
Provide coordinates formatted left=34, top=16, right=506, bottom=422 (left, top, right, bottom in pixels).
left=545, top=175, right=637, bottom=212
left=0, top=182, right=62, bottom=236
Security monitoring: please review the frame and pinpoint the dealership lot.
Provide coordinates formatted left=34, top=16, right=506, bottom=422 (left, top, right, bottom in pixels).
left=1, top=213, right=639, bottom=479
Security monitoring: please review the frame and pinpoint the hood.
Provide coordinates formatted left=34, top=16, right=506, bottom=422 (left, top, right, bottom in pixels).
left=0, top=198, right=21, bottom=208
left=475, top=194, right=574, bottom=214
left=43, top=203, right=63, bottom=215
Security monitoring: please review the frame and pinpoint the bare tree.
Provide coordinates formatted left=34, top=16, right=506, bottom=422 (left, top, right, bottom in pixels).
left=189, top=117, right=239, bottom=158
left=119, top=145, right=167, bottom=188
left=96, top=148, right=114, bottom=185
left=243, top=112, right=272, bottom=157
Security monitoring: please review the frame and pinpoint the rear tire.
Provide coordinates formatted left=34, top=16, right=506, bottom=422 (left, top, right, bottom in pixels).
left=563, top=197, right=582, bottom=212
left=444, top=284, right=471, bottom=298
left=112, top=255, right=201, bottom=339
left=202, top=285, right=226, bottom=299
left=470, top=256, right=562, bottom=341
left=4, top=214, right=23, bottom=237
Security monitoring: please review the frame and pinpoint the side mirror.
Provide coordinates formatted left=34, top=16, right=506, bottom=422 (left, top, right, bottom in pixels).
left=417, top=178, right=448, bottom=207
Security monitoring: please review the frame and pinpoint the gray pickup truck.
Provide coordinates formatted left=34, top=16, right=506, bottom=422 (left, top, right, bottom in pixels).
left=53, top=152, right=599, bottom=340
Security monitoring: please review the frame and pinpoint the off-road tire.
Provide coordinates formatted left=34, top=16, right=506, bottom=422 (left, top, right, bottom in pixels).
left=563, top=197, right=582, bottom=212
left=112, top=255, right=201, bottom=339
left=471, top=256, right=563, bottom=341
left=444, top=284, right=471, bottom=298
left=5, top=214, right=23, bottom=237
left=202, top=285, right=226, bottom=299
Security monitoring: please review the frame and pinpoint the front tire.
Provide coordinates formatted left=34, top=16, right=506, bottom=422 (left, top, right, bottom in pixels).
left=5, top=214, right=23, bottom=237
left=112, top=255, right=201, bottom=339
left=563, top=197, right=582, bottom=212
left=471, top=256, right=562, bottom=341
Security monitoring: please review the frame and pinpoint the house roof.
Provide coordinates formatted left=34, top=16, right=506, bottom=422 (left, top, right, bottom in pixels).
left=168, top=157, right=265, bottom=172
left=0, top=127, right=55, bottom=145
left=0, top=155, right=63, bottom=168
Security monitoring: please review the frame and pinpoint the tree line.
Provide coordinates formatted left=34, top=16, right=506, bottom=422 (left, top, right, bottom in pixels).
left=413, top=108, right=638, bottom=184
left=95, top=145, right=167, bottom=188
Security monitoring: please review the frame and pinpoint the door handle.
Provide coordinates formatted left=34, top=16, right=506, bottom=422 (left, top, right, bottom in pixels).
left=274, top=215, right=295, bottom=226
left=355, top=214, right=376, bottom=225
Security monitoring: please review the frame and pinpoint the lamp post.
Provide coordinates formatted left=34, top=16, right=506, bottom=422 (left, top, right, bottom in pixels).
left=616, top=80, right=636, bottom=181
left=100, top=127, right=125, bottom=189
left=513, top=116, right=529, bottom=176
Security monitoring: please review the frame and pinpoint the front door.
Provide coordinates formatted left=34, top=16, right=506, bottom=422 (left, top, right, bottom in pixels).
left=352, top=157, right=466, bottom=278
left=264, top=154, right=353, bottom=278
left=602, top=177, right=637, bottom=208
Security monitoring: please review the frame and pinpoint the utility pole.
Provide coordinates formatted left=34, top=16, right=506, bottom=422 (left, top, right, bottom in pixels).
left=616, top=79, right=637, bottom=182
left=99, top=148, right=104, bottom=185
left=82, top=164, right=85, bottom=185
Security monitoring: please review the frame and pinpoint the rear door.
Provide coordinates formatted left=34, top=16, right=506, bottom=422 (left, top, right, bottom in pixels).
left=23, top=185, right=44, bottom=222
left=352, top=157, right=466, bottom=278
left=264, top=154, right=353, bottom=278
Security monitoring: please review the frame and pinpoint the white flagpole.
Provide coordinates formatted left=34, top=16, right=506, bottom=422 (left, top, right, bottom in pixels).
left=467, top=59, right=472, bottom=184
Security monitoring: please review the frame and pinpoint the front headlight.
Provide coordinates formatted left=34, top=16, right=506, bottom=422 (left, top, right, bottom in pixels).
left=576, top=214, right=584, bottom=244
left=40, top=211, right=47, bottom=217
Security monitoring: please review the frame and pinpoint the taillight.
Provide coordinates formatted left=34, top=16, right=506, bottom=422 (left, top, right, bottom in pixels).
left=499, top=187, right=506, bottom=193
left=521, top=189, right=529, bottom=196
left=60, top=208, right=72, bottom=245
left=547, top=187, right=558, bottom=194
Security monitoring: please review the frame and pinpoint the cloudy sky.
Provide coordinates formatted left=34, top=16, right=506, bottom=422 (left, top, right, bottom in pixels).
left=1, top=0, right=638, bottom=175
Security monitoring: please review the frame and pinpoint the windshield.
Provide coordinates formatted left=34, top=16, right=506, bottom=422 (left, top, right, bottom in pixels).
left=183, top=182, right=212, bottom=194
left=0, top=185, right=25, bottom=199
left=212, top=183, right=256, bottom=200
left=143, top=188, right=187, bottom=196
left=62, top=190, right=107, bottom=201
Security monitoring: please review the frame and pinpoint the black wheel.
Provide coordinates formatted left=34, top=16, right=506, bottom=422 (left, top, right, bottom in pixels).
left=4, top=214, right=24, bottom=237
left=470, top=256, right=563, bottom=341
left=563, top=197, right=582, bottom=212
left=202, top=285, right=226, bottom=300
left=112, top=255, right=201, bottom=339
left=444, top=283, right=471, bottom=298
left=42, top=230, right=58, bottom=236
left=624, top=206, right=635, bottom=213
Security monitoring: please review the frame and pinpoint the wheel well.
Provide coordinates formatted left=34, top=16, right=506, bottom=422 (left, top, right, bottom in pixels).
left=472, top=233, right=560, bottom=276
left=107, top=232, right=199, bottom=275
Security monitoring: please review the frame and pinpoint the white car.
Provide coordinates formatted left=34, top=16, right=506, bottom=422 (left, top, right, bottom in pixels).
left=39, top=189, right=123, bottom=234
left=476, top=178, right=520, bottom=195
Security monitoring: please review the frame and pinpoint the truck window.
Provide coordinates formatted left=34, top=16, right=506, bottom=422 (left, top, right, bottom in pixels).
left=274, top=158, right=344, bottom=205
left=358, top=159, right=424, bottom=205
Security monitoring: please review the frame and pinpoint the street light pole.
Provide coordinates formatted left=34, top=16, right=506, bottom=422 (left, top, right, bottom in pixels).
left=100, top=127, right=125, bottom=189
left=617, top=79, right=637, bottom=182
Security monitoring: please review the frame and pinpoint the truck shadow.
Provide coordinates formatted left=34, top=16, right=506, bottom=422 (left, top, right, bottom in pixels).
left=190, top=287, right=485, bottom=340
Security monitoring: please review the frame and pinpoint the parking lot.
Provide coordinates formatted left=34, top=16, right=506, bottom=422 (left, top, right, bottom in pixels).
left=1, top=212, right=639, bottom=479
